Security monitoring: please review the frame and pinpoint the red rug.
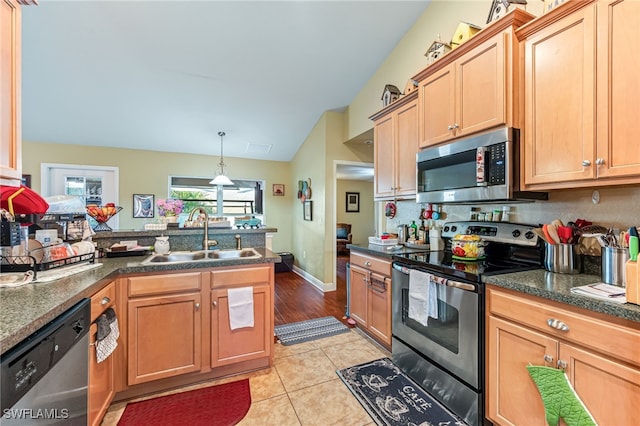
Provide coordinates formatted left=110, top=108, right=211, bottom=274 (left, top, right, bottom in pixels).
left=117, top=379, right=251, bottom=426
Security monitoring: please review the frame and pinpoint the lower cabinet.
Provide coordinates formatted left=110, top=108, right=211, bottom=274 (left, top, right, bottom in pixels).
left=348, top=252, right=392, bottom=348
left=486, top=285, right=640, bottom=425
left=126, top=272, right=203, bottom=385
left=210, top=265, right=273, bottom=367
left=89, top=281, right=116, bottom=426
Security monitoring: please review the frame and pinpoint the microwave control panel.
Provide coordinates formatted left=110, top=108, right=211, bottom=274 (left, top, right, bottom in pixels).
left=486, top=143, right=506, bottom=185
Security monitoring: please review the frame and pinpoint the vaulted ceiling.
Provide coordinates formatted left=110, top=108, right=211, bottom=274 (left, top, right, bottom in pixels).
left=21, top=1, right=430, bottom=162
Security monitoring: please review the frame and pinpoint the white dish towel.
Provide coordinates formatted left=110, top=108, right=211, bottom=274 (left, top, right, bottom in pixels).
left=408, top=270, right=439, bottom=326
left=227, top=287, right=254, bottom=330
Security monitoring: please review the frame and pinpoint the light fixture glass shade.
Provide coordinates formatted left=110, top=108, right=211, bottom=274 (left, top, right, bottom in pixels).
left=209, top=174, right=234, bottom=186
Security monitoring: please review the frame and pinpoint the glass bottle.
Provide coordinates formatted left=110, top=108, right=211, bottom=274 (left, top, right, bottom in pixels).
left=409, top=221, right=418, bottom=240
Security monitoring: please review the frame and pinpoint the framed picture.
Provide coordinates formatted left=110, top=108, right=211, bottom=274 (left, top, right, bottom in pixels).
left=303, top=200, right=313, bottom=221
left=346, top=192, right=360, bottom=213
left=272, top=184, right=285, bottom=196
left=133, top=194, right=154, bottom=218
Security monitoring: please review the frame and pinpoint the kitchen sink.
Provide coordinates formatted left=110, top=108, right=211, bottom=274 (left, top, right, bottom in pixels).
left=141, top=248, right=261, bottom=265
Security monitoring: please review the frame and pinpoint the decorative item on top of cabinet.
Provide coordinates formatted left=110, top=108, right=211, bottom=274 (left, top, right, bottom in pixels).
left=424, top=35, right=452, bottom=65
left=381, top=84, right=402, bottom=107
left=543, top=0, right=567, bottom=14
left=403, top=79, right=418, bottom=95
left=450, top=22, right=482, bottom=49
left=487, top=0, right=528, bottom=24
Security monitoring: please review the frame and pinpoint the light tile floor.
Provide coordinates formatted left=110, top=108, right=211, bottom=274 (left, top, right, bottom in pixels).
left=102, top=329, right=390, bottom=425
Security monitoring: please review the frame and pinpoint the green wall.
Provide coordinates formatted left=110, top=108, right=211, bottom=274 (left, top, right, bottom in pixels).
left=336, top=179, right=374, bottom=247
left=22, top=141, right=294, bottom=253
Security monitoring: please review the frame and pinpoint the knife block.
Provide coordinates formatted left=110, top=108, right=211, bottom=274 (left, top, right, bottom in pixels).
left=626, top=260, right=639, bottom=305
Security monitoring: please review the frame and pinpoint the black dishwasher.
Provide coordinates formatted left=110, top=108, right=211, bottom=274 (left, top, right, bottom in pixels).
left=1, top=298, right=90, bottom=425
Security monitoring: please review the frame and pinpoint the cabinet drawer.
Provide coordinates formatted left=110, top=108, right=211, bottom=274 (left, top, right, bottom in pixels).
left=487, top=287, right=640, bottom=366
left=91, top=282, right=116, bottom=321
left=350, top=252, right=391, bottom=276
left=128, top=272, right=202, bottom=297
left=211, top=265, right=271, bottom=288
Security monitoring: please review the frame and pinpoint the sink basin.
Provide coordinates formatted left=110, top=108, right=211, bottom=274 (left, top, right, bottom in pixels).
left=207, top=248, right=261, bottom=259
left=141, top=248, right=261, bottom=265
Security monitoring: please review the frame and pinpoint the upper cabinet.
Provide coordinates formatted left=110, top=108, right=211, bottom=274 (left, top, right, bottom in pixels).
left=519, top=0, right=640, bottom=189
left=1, top=0, right=22, bottom=186
left=370, top=91, right=418, bottom=200
left=413, top=10, right=535, bottom=148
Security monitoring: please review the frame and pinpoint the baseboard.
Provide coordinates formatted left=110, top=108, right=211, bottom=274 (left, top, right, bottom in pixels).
left=292, top=265, right=336, bottom=292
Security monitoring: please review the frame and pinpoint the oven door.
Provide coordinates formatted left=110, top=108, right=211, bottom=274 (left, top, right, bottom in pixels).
left=391, top=262, right=480, bottom=389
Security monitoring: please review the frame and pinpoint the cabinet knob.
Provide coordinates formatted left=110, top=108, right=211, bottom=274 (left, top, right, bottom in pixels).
left=364, top=261, right=371, bottom=267
left=447, top=124, right=454, bottom=130
left=582, top=160, right=591, bottom=166
left=557, top=359, right=568, bottom=370
left=543, top=354, right=554, bottom=364
left=195, top=303, right=200, bottom=310
left=212, top=301, right=217, bottom=307
left=101, top=297, right=110, bottom=305
left=546, top=318, right=569, bottom=332
left=596, top=158, right=605, bottom=165
left=453, top=123, right=459, bottom=129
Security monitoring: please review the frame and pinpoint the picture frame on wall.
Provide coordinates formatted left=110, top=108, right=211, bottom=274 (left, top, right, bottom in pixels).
left=303, top=200, right=313, bottom=221
left=272, top=184, right=285, bottom=196
left=346, top=192, right=360, bottom=213
left=133, top=194, right=154, bottom=218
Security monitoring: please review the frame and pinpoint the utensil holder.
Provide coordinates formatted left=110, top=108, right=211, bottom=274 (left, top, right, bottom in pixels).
left=601, top=247, right=629, bottom=286
left=544, top=243, right=582, bottom=274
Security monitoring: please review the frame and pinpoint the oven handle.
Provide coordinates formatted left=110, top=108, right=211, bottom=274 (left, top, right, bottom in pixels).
left=393, top=263, right=476, bottom=292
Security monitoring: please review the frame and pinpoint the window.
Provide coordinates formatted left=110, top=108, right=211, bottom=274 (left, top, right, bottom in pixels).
left=169, top=177, right=264, bottom=224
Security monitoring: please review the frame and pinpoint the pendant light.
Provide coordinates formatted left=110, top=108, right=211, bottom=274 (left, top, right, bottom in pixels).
left=209, top=131, right=234, bottom=186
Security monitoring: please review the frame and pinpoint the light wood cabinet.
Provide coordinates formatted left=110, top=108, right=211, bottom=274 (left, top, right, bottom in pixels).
left=486, top=285, right=640, bottom=425
left=414, top=10, right=534, bottom=148
left=0, top=0, right=22, bottom=186
left=348, top=252, right=392, bottom=348
left=370, top=91, right=418, bottom=200
left=126, top=272, right=203, bottom=385
left=209, top=265, right=273, bottom=367
left=89, top=281, right=116, bottom=426
left=519, top=0, right=640, bottom=189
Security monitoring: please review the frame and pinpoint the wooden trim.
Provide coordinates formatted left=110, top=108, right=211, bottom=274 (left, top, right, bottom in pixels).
left=516, top=0, right=597, bottom=38
left=369, top=90, right=417, bottom=121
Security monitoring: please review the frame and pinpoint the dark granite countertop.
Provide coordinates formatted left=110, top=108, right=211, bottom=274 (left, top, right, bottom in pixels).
left=0, top=248, right=280, bottom=355
left=347, top=243, right=431, bottom=259
left=484, top=269, right=640, bottom=323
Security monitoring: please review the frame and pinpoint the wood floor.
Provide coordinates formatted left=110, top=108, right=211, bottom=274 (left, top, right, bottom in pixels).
left=273, top=254, right=350, bottom=326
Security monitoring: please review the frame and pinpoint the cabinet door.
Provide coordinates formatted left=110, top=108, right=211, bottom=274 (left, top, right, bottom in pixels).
left=395, top=99, right=418, bottom=198
left=0, top=0, right=21, bottom=185
left=419, top=64, right=456, bottom=148
left=211, top=283, right=271, bottom=367
left=487, top=316, right=558, bottom=426
left=596, top=0, right=640, bottom=180
left=373, top=114, right=395, bottom=198
left=348, top=264, right=369, bottom=327
left=456, top=32, right=506, bottom=138
left=127, top=292, right=202, bottom=385
left=560, top=343, right=640, bottom=425
left=367, top=275, right=391, bottom=346
left=522, top=5, right=596, bottom=187
left=89, top=323, right=114, bottom=426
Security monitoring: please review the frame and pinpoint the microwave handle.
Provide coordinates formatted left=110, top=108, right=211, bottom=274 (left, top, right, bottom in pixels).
left=476, top=147, right=488, bottom=186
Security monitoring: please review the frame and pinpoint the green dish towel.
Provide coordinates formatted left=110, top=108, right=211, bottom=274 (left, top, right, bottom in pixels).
left=527, top=365, right=597, bottom=426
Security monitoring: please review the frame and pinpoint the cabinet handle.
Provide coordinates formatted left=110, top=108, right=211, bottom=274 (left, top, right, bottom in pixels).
left=101, top=297, right=110, bottom=305
left=543, top=354, right=554, bottom=364
left=195, top=303, right=200, bottom=310
left=582, top=160, right=591, bottom=166
left=453, top=123, right=459, bottom=129
left=212, top=301, right=217, bottom=307
left=547, top=318, right=569, bottom=332
left=595, top=158, right=605, bottom=165
left=557, top=359, right=568, bottom=370
left=364, top=261, right=371, bottom=267
left=447, top=124, right=454, bottom=130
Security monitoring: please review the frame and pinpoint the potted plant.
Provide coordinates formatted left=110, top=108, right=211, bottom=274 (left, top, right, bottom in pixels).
left=156, top=198, right=184, bottom=224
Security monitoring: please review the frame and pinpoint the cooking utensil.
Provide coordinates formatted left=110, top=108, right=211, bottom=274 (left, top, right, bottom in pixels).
left=542, top=224, right=555, bottom=245
left=532, top=228, right=550, bottom=244
left=546, top=223, right=561, bottom=244
left=557, top=226, right=574, bottom=244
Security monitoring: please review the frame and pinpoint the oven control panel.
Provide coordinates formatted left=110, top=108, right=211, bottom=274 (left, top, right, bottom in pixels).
left=442, top=221, right=539, bottom=246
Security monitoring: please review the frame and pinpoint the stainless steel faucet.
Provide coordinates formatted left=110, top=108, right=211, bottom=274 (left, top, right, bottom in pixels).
left=187, top=207, right=218, bottom=250
left=235, top=234, right=242, bottom=250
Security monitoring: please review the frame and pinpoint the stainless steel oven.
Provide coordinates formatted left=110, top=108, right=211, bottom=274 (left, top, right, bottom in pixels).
left=391, top=221, right=544, bottom=426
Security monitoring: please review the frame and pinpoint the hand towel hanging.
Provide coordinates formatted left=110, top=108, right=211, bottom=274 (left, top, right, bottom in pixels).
left=228, top=287, right=254, bottom=330
left=95, top=307, right=119, bottom=363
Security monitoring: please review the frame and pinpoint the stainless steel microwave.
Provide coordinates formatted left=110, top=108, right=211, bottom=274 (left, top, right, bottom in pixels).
left=416, top=128, right=547, bottom=204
